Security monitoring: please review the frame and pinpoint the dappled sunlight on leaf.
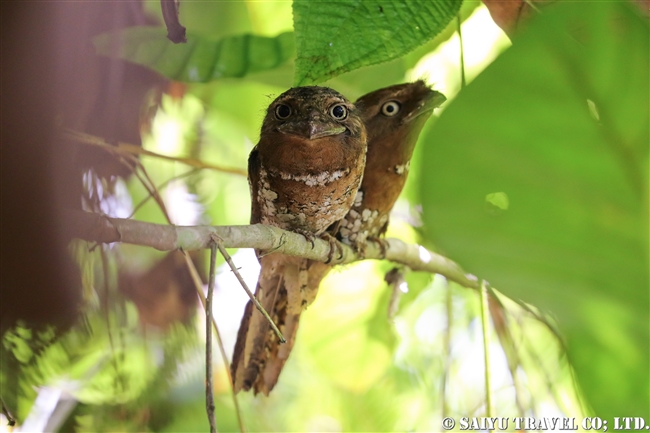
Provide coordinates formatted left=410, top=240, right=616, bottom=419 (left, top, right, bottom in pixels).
left=293, top=0, right=462, bottom=85
left=419, top=1, right=648, bottom=418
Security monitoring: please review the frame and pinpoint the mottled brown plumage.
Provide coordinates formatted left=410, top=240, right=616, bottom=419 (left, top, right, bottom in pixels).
left=232, top=86, right=367, bottom=395
left=305, top=81, right=445, bottom=330
left=339, top=80, right=446, bottom=249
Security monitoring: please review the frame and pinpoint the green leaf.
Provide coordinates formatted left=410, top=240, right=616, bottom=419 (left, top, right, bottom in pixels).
left=292, top=0, right=462, bottom=85
left=418, top=2, right=648, bottom=420
left=93, top=27, right=295, bottom=83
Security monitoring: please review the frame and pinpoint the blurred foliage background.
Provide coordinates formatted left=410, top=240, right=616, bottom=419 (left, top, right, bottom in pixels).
left=1, top=1, right=647, bottom=431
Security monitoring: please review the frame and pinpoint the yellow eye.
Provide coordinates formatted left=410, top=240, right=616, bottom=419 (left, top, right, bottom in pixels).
left=275, top=104, right=292, bottom=120
left=329, top=104, right=348, bottom=120
left=381, top=101, right=401, bottom=117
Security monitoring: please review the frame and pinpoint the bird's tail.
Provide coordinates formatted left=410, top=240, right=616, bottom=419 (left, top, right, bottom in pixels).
left=231, top=254, right=319, bottom=395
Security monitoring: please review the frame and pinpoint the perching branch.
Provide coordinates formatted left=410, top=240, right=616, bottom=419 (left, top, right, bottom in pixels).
left=65, top=209, right=480, bottom=290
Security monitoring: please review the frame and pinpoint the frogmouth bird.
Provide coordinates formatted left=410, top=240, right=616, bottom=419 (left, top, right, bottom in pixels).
left=305, top=81, right=446, bottom=334
left=338, top=80, right=446, bottom=251
left=231, top=86, right=367, bottom=395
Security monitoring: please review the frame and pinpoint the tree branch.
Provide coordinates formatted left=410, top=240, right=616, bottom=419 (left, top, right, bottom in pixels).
left=65, top=209, right=479, bottom=289
left=64, top=129, right=247, bottom=176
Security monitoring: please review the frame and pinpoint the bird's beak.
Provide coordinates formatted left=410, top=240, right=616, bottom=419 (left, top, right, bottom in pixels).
left=278, top=122, right=346, bottom=139
left=402, top=92, right=447, bottom=124
left=307, top=122, right=346, bottom=139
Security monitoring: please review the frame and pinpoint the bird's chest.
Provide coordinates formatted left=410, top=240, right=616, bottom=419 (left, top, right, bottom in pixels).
left=255, top=163, right=362, bottom=234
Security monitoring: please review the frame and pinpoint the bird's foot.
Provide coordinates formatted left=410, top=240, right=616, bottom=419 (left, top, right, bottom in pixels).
left=368, top=236, right=389, bottom=259
left=320, top=233, right=344, bottom=264
left=294, top=229, right=316, bottom=248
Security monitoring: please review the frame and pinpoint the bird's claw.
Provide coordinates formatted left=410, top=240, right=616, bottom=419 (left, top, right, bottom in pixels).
left=294, top=229, right=316, bottom=248
left=369, top=237, right=389, bottom=259
left=321, top=233, right=344, bottom=264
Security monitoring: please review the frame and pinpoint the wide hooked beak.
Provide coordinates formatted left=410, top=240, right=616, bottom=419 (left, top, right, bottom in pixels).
left=278, top=121, right=347, bottom=140
left=402, top=91, right=447, bottom=124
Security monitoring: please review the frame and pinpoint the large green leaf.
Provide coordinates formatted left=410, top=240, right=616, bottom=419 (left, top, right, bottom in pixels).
left=292, top=0, right=462, bottom=85
left=93, top=27, right=294, bottom=82
left=419, top=2, right=648, bottom=420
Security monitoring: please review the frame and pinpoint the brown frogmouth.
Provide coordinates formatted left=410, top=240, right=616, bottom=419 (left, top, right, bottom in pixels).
left=231, top=86, right=367, bottom=395
left=339, top=80, right=446, bottom=251
left=305, top=81, right=446, bottom=331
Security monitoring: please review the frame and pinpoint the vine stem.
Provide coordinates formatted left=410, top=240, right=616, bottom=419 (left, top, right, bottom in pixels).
left=442, top=280, right=453, bottom=417
left=205, top=243, right=218, bottom=433
left=479, top=280, right=493, bottom=417
left=457, top=13, right=467, bottom=89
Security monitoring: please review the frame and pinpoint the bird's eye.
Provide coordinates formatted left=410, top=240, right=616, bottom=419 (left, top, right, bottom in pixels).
left=329, top=104, right=348, bottom=120
left=275, top=104, right=292, bottom=120
left=381, top=101, right=401, bottom=117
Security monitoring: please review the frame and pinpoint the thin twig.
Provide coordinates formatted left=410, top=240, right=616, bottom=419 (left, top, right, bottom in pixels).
left=1, top=397, right=16, bottom=427
left=99, top=248, right=120, bottom=380
left=205, top=243, right=218, bottom=433
left=121, top=152, right=171, bottom=229
left=129, top=162, right=245, bottom=433
left=212, top=234, right=286, bottom=343
left=129, top=168, right=200, bottom=218
left=133, top=167, right=172, bottom=222
left=385, top=267, right=405, bottom=321
left=479, top=280, right=492, bottom=417
left=486, top=292, right=526, bottom=417
left=182, top=252, right=246, bottom=433
left=505, top=294, right=565, bottom=348
left=523, top=0, right=542, bottom=13
left=63, top=129, right=247, bottom=176
left=209, top=304, right=245, bottom=432
left=442, top=279, right=453, bottom=417
left=521, top=325, right=586, bottom=417
left=457, top=13, right=466, bottom=89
